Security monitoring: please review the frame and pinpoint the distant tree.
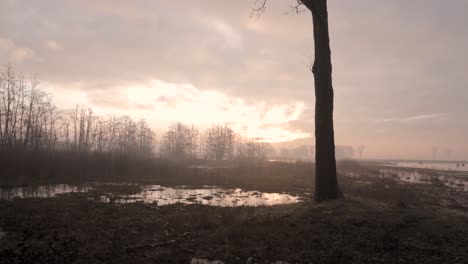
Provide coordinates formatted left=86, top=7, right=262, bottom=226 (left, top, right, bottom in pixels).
left=205, top=124, right=235, bottom=160
left=292, top=145, right=309, bottom=161
left=198, top=129, right=208, bottom=159
left=357, top=145, right=365, bottom=159
left=432, top=146, right=439, bottom=160
left=0, top=67, right=154, bottom=156
left=160, top=122, right=195, bottom=159
left=0, top=66, right=60, bottom=152
left=235, top=136, right=274, bottom=161
left=252, top=0, right=340, bottom=201
left=136, top=119, right=155, bottom=154
left=446, top=148, right=452, bottom=161
left=336, top=146, right=355, bottom=160
left=279, top=147, right=290, bottom=160
left=188, top=125, right=199, bottom=159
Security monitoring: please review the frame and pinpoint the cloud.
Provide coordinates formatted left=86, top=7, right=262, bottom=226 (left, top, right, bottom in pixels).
left=0, top=38, right=14, bottom=50
left=11, top=47, right=35, bottom=62
left=211, top=20, right=243, bottom=49
left=43, top=78, right=309, bottom=142
left=375, top=113, right=446, bottom=124
left=43, top=40, right=63, bottom=51
left=0, top=38, right=35, bottom=63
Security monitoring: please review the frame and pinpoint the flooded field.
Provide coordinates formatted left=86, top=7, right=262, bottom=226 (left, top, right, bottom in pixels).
left=385, top=161, right=468, bottom=172
left=0, top=184, right=92, bottom=200
left=342, top=165, right=468, bottom=192
left=2, top=163, right=467, bottom=206
left=1, top=165, right=467, bottom=264
left=0, top=184, right=302, bottom=207
left=100, top=185, right=302, bottom=206
left=377, top=168, right=468, bottom=192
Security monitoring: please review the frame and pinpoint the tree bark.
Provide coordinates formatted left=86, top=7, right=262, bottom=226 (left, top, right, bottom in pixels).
left=302, top=0, right=340, bottom=202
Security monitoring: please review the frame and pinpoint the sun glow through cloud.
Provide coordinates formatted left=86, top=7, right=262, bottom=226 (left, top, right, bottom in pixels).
left=44, top=79, right=310, bottom=142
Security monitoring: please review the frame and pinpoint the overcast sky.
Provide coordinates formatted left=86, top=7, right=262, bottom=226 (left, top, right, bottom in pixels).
left=1, top=0, right=467, bottom=159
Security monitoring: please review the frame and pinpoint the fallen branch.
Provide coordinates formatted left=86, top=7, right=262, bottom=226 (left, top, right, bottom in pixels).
left=178, top=245, right=196, bottom=253
left=125, top=240, right=175, bottom=251
left=144, top=204, right=159, bottom=210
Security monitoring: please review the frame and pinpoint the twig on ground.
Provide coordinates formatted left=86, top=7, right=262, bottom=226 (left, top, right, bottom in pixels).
left=124, top=239, right=175, bottom=251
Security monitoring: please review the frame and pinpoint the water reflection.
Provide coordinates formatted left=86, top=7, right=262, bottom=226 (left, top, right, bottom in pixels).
left=0, top=184, right=91, bottom=200
left=378, top=168, right=468, bottom=192
left=387, top=162, right=468, bottom=172
left=100, top=185, right=302, bottom=207
left=344, top=168, right=468, bottom=192
left=0, top=183, right=301, bottom=207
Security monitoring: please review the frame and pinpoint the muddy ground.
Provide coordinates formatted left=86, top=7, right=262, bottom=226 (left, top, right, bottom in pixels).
left=0, top=162, right=467, bottom=263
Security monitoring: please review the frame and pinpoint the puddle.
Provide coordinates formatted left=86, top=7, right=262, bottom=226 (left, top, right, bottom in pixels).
left=0, top=184, right=92, bottom=200
left=100, top=185, right=302, bottom=207
left=0, top=183, right=301, bottom=207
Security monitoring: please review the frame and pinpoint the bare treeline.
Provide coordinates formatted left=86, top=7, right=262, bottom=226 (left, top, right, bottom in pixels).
left=1, top=67, right=274, bottom=161
left=0, top=66, right=154, bottom=155
left=61, top=106, right=154, bottom=154
left=160, top=122, right=275, bottom=161
left=0, top=66, right=58, bottom=151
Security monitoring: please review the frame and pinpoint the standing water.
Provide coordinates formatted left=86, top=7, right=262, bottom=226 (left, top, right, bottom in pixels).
left=0, top=184, right=302, bottom=207
left=377, top=168, right=468, bottom=192
left=100, top=185, right=302, bottom=207
left=0, top=184, right=92, bottom=200
left=387, top=162, right=468, bottom=172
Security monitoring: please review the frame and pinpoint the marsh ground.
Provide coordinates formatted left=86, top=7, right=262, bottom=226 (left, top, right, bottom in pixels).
left=0, top=161, right=467, bottom=263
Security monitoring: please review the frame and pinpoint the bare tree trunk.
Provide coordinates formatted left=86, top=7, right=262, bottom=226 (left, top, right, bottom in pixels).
left=3, top=68, right=13, bottom=149
left=303, top=0, right=340, bottom=202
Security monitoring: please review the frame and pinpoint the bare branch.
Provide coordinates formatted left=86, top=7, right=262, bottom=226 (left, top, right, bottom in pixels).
left=291, top=0, right=307, bottom=14
left=250, top=0, right=267, bottom=20
left=253, top=0, right=309, bottom=19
